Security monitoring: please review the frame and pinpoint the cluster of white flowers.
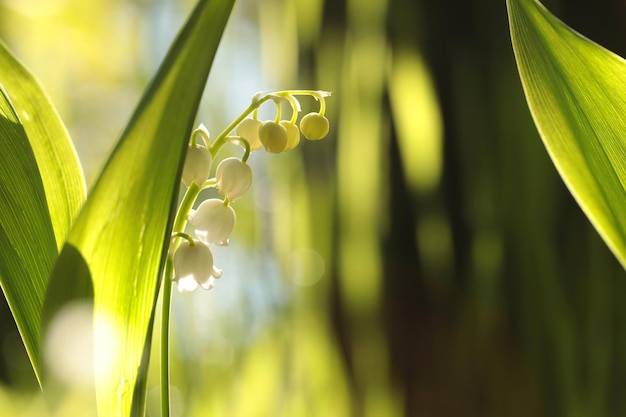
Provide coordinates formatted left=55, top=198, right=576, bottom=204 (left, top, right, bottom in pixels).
left=170, top=90, right=331, bottom=293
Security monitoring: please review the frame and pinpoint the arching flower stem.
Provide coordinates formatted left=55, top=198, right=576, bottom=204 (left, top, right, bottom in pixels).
left=209, top=90, right=330, bottom=157
left=272, top=97, right=283, bottom=124
left=311, top=91, right=329, bottom=116
left=284, top=94, right=301, bottom=124
left=171, top=232, right=195, bottom=246
left=190, top=124, right=210, bottom=147
left=224, top=136, right=251, bottom=163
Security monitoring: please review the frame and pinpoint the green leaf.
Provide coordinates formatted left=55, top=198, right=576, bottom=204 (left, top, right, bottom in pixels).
left=45, top=0, right=234, bottom=415
left=508, top=0, right=626, bottom=267
left=0, top=42, right=86, bottom=383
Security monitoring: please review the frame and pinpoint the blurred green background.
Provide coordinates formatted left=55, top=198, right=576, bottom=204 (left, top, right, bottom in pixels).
left=2, top=0, right=626, bottom=416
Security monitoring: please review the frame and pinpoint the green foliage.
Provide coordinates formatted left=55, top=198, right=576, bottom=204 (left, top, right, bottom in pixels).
left=0, top=41, right=86, bottom=384
left=0, top=0, right=234, bottom=415
left=508, top=0, right=626, bottom=267
left=49, top=0, right=234, bottom=414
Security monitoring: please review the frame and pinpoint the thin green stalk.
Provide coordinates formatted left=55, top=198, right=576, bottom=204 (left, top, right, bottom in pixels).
left=161, top=182, right=201, bottom=417
left=160, top=258, right=174, bottom=417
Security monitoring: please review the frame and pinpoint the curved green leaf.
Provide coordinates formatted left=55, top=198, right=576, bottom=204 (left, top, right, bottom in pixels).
left=45, top=0, right=234, bottom=415
left=508, top=0, right=626, bottom=267
left=0, top=42, right=86, bottom=383
left=0, top=42, right=86, bottom=250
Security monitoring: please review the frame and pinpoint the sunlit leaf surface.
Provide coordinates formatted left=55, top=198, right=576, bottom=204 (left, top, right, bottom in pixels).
left=45, top=0, right=234, bottom=415
left=508, top=0, right=626, bottom=267
left=0, top=42, right=86, bottom=383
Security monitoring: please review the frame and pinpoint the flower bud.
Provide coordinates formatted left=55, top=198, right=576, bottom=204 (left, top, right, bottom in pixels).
left=172, top=239, right=221, bottom=292
left=300, top=112, right=329, bottom=140
left=280, top=121, right=301, bottom=151
left=182, top=145, right=212, bottom=187
left=236, top=118, right=263, bottom=151
left=258, top=121, right=288, bottom=153
left=189, top=199, right=236, bottom=246
left=216, top=157, right=252, bottom=202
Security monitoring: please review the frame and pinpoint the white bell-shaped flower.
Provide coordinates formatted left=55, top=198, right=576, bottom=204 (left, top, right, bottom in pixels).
left=189, top=199, right=236, bottom=246
left=172, top=239, right=222, bottom=293
left=236, top=118, right=263, bottom=151
left=182, top=145, right=212, bottom=187
left=216, top=157, right=252, bottom=202
left=259, top=121, right=287, bottom=153
left=280, top=121, right=301, bottom=151
left=300, top=112, right=329, bottom=140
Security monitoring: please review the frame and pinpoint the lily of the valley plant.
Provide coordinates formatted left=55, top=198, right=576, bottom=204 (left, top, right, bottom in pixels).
left=162, top=89, right=331, bottom=415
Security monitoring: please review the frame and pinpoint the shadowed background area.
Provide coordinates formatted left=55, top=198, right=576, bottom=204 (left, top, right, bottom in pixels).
left=1, top=0, right=626, bottom=416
